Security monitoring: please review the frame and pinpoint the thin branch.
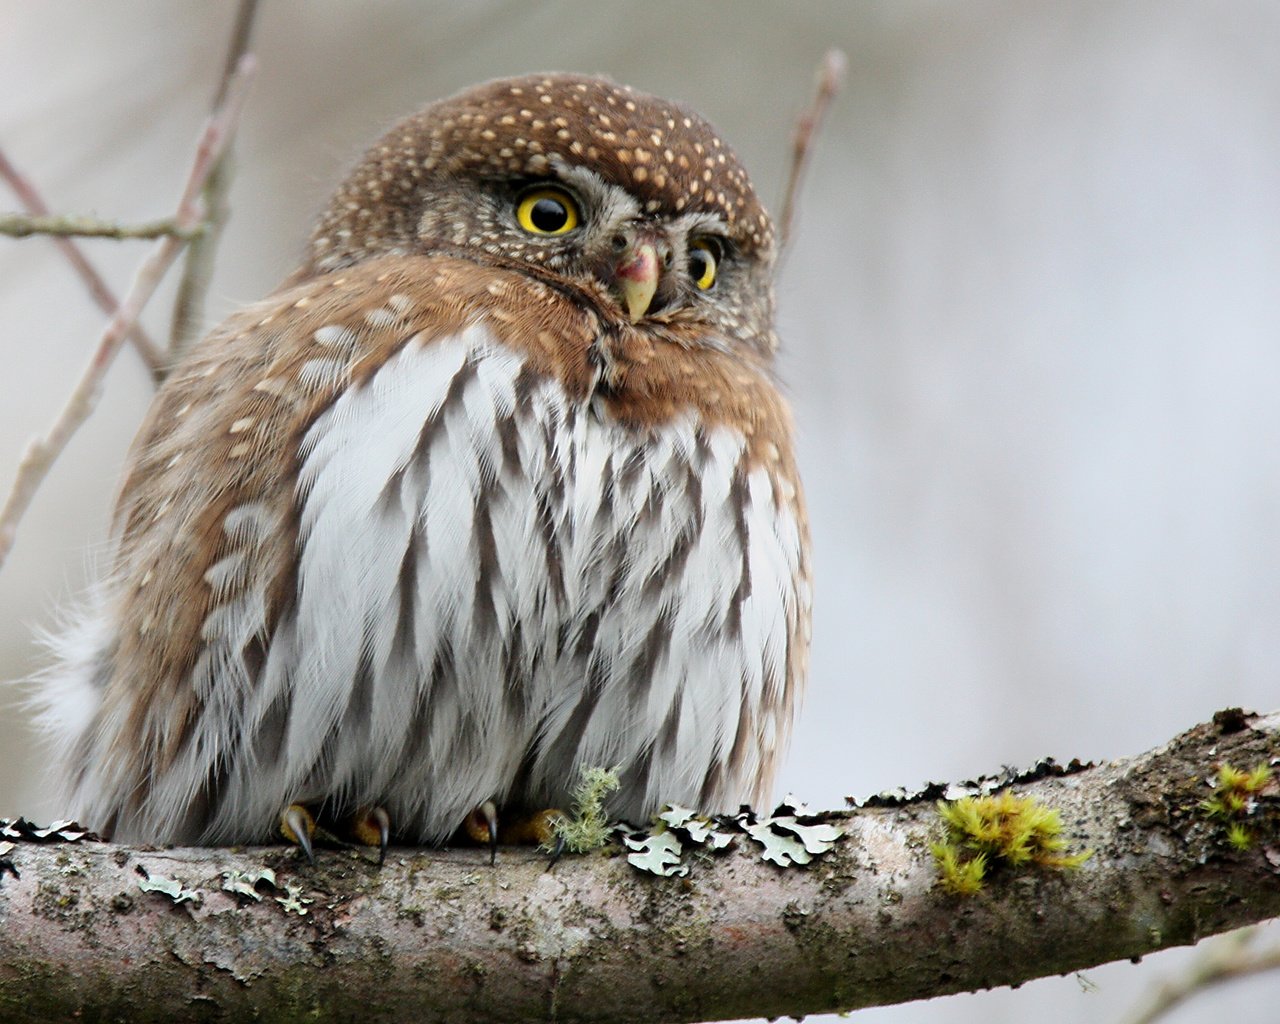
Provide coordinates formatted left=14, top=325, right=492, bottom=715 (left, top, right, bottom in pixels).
left=167, top=0, right=262, bottom=359
left=0, top=148, right=165, bottom=374
left=0, top=212, right=202, bottom=241
left=1, top=711, right=1277, bottom=1023
left=1122, top=926, right=1280, bottom=1024
left=778, top=48, right=846, bottom=257
left=0, top=61, right=255, bottom=573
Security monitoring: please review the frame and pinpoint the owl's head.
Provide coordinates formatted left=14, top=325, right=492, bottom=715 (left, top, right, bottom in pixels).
left=305, top=74, right=777, bottom=352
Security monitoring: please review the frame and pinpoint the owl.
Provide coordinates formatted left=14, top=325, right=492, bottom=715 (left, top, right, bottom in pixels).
left=38, top=73, right=810, bottom=859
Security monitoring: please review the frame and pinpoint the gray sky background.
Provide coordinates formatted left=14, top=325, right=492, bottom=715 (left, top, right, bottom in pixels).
left=1, top=3, right=1278, bottom=1021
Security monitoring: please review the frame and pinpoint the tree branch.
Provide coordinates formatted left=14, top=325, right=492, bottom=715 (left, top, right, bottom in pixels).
left=777, top=48, right=846, bottom=258
left=0, top=62, right=255, bottom=572
left=0, top=147, right=165, bottom=374
left=166, top=0, right=261, bottom=359
left=1122, top=925, right=1280, bottom=1024
left=1, top=710, right=1276, bottom=1023
left=0, top=212, right=202, bottom=241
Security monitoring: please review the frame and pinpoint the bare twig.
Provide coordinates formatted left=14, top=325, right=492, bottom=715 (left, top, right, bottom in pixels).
left=778, top=48, right=846, bottom=257
left=0, top=60, right=255, bottom=572
left=1121, top=925, right=1280, bottom=1024
left=0, top=148, right=165, bottom=374
left=0, top=212, right=202, bottom=241
left=167, top=0, right=261, bottom=359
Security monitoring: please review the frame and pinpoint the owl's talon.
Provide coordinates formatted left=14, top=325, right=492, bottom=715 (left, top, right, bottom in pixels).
left=518, top=807, right=569, bottom=850
left=352, top=805, right=392, bottom=865
left=281, top=804, right=317, bottom=865
left=462, top=802, right=569, bottom=863
left=497, top=807, right=568, bottom=850
left=545, top=829, right=567, bottom=871
left=481, top=800, right=498, bottom=866
left=465, top=800, right=500, bottom=865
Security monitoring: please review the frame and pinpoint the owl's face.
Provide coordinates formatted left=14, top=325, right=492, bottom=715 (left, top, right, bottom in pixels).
left=305, top=74, right=778, bottom=353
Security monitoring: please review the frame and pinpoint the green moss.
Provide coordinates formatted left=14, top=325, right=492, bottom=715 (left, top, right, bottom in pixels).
left=931, top=841, right=987, bottom=896
left=1202, top=762, right=1273, bottom=848
left=546, top=764, right=620, bottom=855
left=931, top=790, right=1091, bottom=896
left=1202, top=762, right=1270, bottom=818
left=1226, top=823, right=1254, bottom=851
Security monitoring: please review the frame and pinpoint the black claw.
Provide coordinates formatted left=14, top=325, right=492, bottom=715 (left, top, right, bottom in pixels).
left=545, top=831, right=566, bottom=871
left=480, top=799, right=499, bottom=866
left=283, top=805, right=316, bottom=866
left=372, top=806, right=391, bottom=866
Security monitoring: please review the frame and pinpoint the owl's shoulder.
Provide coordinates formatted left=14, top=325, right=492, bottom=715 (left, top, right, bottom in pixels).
left=176, top=254, right=603, bottom=399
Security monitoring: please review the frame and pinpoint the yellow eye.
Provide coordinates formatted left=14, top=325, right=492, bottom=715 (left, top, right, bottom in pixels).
left=688, top=239, right=718, bottom=290
left=516, top=188, right=579, bottom=235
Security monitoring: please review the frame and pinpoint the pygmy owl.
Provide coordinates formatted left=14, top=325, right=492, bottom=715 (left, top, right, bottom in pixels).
left=39, top=73, right=811, bottom=855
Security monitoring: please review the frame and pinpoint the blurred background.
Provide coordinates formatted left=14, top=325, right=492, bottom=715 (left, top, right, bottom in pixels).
left=2, top=2, right=1278, bottom=1021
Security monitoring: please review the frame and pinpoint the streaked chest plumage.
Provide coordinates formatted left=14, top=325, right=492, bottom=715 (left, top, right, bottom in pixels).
left=199, top=324, right=804, bottom=842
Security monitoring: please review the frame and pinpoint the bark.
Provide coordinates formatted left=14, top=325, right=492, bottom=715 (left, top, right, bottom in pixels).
left=1, top=710, right=1277, bottom=1024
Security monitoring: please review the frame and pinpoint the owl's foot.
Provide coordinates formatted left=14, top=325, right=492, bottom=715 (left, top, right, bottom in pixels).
left=463, top=803, right=568, bottom=865
left=280, top=804, right=391, bottom=865
left=350, top=805, right=392, bottom=865
left=280, top=803, right=317, bottom=865
left=465, top=800, right=500, bottom=864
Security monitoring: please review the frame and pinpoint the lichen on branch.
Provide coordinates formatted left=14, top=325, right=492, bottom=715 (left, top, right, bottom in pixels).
left=1, top=710, right=1277, bottom=1024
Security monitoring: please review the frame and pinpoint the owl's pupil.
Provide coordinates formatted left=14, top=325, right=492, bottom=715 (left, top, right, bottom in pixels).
left=689, top=249, right=710, bottom=281
left=530, top=198, right=569, bottom=233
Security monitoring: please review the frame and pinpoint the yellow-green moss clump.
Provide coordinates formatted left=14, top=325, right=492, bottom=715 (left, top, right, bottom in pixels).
left=1201, top=762, right=1272, bottom=850
left=931, top=789, right=1091, bottom=896
left=546, top=765, right=621, bottom=855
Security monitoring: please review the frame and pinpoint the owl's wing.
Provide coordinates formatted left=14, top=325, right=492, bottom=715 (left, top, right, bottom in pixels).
left=42, top=254, right=600, bottom=843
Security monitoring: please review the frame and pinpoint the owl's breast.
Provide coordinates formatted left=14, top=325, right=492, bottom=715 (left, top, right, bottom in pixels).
left=289, top=320, right=767, bottom=683
left=265, top=320, right=806, bottom=835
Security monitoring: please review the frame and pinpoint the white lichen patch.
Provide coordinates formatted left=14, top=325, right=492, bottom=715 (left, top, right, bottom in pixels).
left=137, top=874, right=202, bottom=905
left=275, top=883, right=314, bottom=916
left=624, top=796, right=841, bottom=876
left=221, top=867, right=278, bottom=901
left=623, top=830, right=687, bottom=877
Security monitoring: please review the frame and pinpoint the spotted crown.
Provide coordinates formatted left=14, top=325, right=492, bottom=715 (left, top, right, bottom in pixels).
left=306, top=73, right=775, bottom=275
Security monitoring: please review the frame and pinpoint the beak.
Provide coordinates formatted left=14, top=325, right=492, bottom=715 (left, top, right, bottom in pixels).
left=614, top=240, right=660, bottom=322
